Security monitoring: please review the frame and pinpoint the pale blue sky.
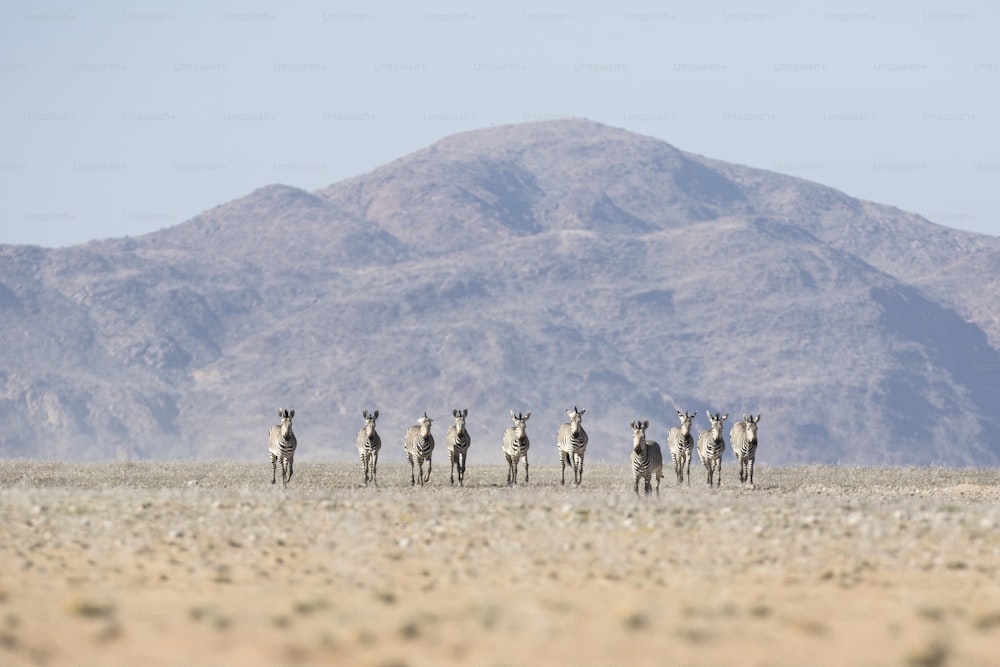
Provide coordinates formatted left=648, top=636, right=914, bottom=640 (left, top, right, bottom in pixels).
left=1, top=0, right=997, bottom=246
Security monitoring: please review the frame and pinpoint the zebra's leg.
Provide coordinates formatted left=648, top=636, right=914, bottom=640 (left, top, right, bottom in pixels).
left=560, top=450, right=566, bottom=485
left=449, top=449, right=455, bottom=486
left=271, top=453, right=277, bottom=484
left=409, top=455, right=416, bottom=486
left=524, top=454, right=529, bottom=484
left=686, top=458, right=691, bottom=486
left=716, top=460, right=721, bottom=487
left=372, top=452, right=379, bottom=487
left=425, top=457, right=432, bottom=484
left=458, top=452, right=466, bottom=486
left=748, top=459, right=754, bottom=486
left=287, top=458, right=294, bottom=484
left=633, top=474, right=640, bottom=496
left=655, top=473, right=661, bottom=496
left=644, top=476, right=651, bottom=495
left=576, top=454, right=584, bottom=485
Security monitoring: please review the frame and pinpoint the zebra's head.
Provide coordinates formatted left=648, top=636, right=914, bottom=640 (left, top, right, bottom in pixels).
left=677, top=410, right=696, bottom=436
left=706, top=411, right=728, bottom=439
left=278, top=408, right=295, bottom=436
left=630, top=419, right=649, bottom=452
left=452, top=408, right=468, bottom=432
left=567, top=406, right=585, bottom=432
left=417, top=412, right=433, bottom=436
left=509, top=410, right=531, bottom=438
left=742, top=413, right=760, bottom=443
left=362, top=409, right=379, bottom=436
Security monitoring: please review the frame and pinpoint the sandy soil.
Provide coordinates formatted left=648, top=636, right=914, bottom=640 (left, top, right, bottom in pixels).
left=1, top=461, right=999, bottom=667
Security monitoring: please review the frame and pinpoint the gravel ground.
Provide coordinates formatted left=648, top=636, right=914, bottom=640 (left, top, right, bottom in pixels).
left=1, top=461, right=999, bottom=666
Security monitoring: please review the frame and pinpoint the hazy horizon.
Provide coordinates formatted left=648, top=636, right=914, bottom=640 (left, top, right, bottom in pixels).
left=2, top=0, right=997, bottom=247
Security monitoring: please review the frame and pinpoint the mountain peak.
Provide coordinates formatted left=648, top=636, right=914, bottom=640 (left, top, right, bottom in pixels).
left=2, top=121, right=999, bottom=464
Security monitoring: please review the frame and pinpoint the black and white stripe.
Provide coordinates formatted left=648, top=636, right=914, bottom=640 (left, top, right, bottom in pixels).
left=404, top=412, right=435, bottom=486
left=268, top=408, right=297, bottom=486
left=356, top=409, right=381, bottom=487
left=696, top=411, right=728, bottom=487
left=446, top=408, right=471, bottom=486
left=502, top=410, right=531, bottom=486
left=558, top=406, right=589, bottom=486
left=630, top=419, right=663, bottom=496
left=667, top=410, right=697, bottom=486
left=731, top=413, right=760, bottom=486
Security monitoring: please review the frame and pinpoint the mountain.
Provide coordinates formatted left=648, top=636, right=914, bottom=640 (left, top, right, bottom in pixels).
left=2, top=119, right=999, bottom=466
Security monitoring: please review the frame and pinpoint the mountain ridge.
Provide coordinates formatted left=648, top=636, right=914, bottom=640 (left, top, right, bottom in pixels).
left=2, top=119, right=998, bottom=466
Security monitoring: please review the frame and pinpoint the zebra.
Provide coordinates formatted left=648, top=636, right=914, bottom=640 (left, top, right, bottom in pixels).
left=356, top=409, right=381, bottom=487
left=630, top=419, right=663, bottom=496
left=268, top=408, right=297, bottom=486
left=667, top=410, right=697, bottom=486
left=502, top=410, right=531, bottom=486
left=446, top=408, right=471, bottom=486
left=404, top=412, right=435, bottom=486
left=696, top=411, right=729, bottom=487
left=731, top=414, right=761, bottom=486
left=557, top=406, right=589, bottom=486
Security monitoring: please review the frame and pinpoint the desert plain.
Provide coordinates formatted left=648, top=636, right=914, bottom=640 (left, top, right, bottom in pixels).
left=1, top=460, right=998, bottom=667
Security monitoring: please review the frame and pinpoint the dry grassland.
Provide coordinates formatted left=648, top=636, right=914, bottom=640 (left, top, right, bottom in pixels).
left=1, top=461, right=999, bottom=667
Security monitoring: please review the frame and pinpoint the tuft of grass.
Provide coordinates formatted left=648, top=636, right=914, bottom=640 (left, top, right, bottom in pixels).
left=374, top=590, right=397, bottom=605
left=294, top=598, right=329, bottom=615
left=623, top=611, right=649, bottom=631
left=905, top=638, right=950, bottom=667
left=67, top=598, right=115, bottom=619
left=972, top=610, right=1000, bottom=631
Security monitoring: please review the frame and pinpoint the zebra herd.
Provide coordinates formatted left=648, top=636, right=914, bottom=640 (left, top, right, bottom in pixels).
left=266, top=407, right=760, bottom=493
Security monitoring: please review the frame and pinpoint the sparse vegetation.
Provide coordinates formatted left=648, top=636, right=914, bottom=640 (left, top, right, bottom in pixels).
left=0, top=461, right=997, bottom=666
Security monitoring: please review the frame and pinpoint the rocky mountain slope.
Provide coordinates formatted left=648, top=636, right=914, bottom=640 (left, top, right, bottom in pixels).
left=2, top=119, right=999, bottom=465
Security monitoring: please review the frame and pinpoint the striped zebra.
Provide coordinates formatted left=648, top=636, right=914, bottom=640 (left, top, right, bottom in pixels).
left=731, top=414, right=761, bottom=486
left=404, top=412, right=435, bottom=486
left=502, top=410, right=531, bottom=486
left=696, top=411, right=728, bottom=487
left=268, top=408, right=297, bottom=486
left=667, top=410, right=697, bottom=486
left=356, top=409, right=381, bottom=487
left=557, top=406, right=589, bottom=486
left=446, top=408, right=471, bottom=487
left=630, top=419, right=663, bottom=496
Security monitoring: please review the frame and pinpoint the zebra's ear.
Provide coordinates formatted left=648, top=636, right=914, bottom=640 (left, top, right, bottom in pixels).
left=677, top=410, right=683, bottom=418
left=280, top=409, right=286, bottom=418
left=579, top=409, right=585, bottom=416
left=642, top=419, right=649, bottom=430
left=721, top=413, right=728, bottom=421
left=289, top=409, right=295, bottom=419
left=453, top=409, right=459, bottom=418
left=373, top=410, right=379, bottom=420
left=524, top=412, right=531, bottom=420
left=461, top=408, right=468, bottom=418
left=510, top=410, right=516, bottom=420
left=754, top=414, right=760, bottom=423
